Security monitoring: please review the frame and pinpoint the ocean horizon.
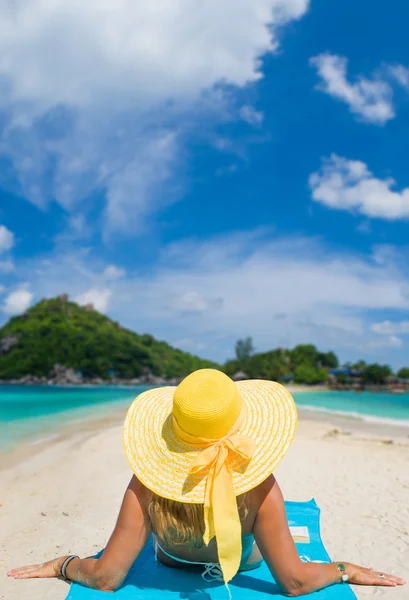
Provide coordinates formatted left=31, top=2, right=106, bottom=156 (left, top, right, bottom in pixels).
left=1, top=385, right=409, bottom=454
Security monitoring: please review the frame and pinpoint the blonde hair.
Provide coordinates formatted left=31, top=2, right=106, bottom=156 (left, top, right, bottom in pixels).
left=148, top=493, right=249, bottom=548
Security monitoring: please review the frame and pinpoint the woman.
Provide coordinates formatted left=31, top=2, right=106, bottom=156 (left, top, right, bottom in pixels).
left=8, top=369, right=405, bottom=596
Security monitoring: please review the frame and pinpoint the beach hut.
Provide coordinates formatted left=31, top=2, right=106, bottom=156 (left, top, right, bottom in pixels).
left=231, top=371, right=249, bottom=381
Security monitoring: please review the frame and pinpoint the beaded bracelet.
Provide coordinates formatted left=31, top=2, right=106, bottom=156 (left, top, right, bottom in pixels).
left=60, top=555, right=79, bottom=581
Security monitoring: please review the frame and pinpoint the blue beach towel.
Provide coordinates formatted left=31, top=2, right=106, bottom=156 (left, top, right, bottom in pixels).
left=66, top=499, right=356, bottom=599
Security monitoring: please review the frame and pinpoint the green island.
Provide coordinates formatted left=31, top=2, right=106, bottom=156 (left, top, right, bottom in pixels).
left=0, top=296, right=217, bottom=383
left=0, top=297, right=408, bottom=392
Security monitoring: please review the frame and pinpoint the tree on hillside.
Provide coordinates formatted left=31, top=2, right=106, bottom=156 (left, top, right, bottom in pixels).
left=225, top=348, right=291, bottom=381
left=294, top=364, right=328, bottom=385
left=318, top=351, right=338, bottom=369
left=352, top=360, right=366, bottom=371
left=397, top=367, right=409, bottom=380
left=235, top=337, right=254, bottom=362
left=290, top=344, right=319, bottom=367
left=249, top=349, right=290, bottom=380
left=361, top=364, right=392, bottom=385
left=334, top=372, right=348, bottom=385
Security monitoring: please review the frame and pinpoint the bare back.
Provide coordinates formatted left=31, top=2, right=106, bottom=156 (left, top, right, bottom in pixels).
left=150, top=475, right=274, bottom=568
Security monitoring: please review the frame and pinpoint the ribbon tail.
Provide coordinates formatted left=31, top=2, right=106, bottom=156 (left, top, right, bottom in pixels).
left=212, top=460, right=242, bottom=584
left=203, top=502, right=215, bottom=546
left=202, top=464, right=216, bottom=545
left=189, top=446, right=219, bottom=546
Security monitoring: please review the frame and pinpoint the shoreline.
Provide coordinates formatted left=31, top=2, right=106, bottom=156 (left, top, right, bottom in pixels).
left=2, top=399, right=408, bottom=474
left=0, top=402, right=128, bottom=472
left=2, top=380, right=408, bottom=395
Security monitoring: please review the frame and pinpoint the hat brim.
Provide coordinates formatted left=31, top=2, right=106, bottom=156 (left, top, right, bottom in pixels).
left=123, top=380, right=297, bottom=503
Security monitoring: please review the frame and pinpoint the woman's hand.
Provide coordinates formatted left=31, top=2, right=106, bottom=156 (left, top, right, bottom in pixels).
left=345, top=562, right=406, bottom=587
left=7, top=556, right=68, bottom=580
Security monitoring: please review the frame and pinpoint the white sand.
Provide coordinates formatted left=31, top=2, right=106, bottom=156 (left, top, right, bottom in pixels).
left=1, top=412, right=408, bottom=599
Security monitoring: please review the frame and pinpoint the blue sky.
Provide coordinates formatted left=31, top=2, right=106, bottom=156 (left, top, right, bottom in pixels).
left=1, top=0, right=409, bottom=368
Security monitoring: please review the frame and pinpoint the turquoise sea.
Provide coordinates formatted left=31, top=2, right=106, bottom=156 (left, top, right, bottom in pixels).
left=293, top=390, right=409, bottom=425
left=1, top=386, right=409, bottom=453
left=0, top=385, right=152, bottom=453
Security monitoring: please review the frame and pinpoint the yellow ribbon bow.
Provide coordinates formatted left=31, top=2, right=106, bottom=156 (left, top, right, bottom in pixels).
left=173, top=414, right=256, bottom=584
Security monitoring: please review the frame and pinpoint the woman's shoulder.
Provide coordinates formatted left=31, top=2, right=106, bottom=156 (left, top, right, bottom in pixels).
left=238, top=474, right=276, bottom=531
left=246, top=474, right=276, bottom=506
left=128, top=475, right=152, bottom=506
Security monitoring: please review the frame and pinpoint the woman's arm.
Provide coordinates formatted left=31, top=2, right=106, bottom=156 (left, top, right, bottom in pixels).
left=253, top=475, right=404, bottom=597
left=8, top=475, right=151, bottom=592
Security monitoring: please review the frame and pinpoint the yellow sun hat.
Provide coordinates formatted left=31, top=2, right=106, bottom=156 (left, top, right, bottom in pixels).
left=123, top=368, right=297, bottom=584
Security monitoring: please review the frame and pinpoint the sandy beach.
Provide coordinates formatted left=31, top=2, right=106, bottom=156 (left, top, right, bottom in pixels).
left=1, top=407, right=409, bottom=600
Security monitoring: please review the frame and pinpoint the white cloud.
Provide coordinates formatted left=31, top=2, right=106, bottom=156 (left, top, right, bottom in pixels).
left=0, top=1, right=307, bottom=110
left=103, top=265, right=126, bottom=281
left=53, top=214, right=91, bottom=245
left=372, top=244, right=402, bottom=267
left=369, top=335, right=403, bottom=349
left=387, top=336, right=402, bottom=348
left=388, top=64, right=409, bottom=90
left=0, top=225, right=14, bottom=253
left=2, top=287, right=33, bottom=314
left=372, top=321, right=409, bottom=335
left=75, top=288, right=112, bottom=313
left=310, top=54, right=395, bottom=124
left=309, top=154, right=409, bottom=220
left=171, top=291, right=223, bottom=314
left=103, top=132, right=181, bottom=236
left=173, top=338, right=207, bottom=352
left=356, top=221, right=371, bottom=234
left=216, top=164, right=239, bottom=177
left=0, top=0, right=309, bottom=235
left=9, top=231, right=409, bottom=364
left=239, top=105, right=264, bottom=125
left=0, top=260, right=15, bottom=273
